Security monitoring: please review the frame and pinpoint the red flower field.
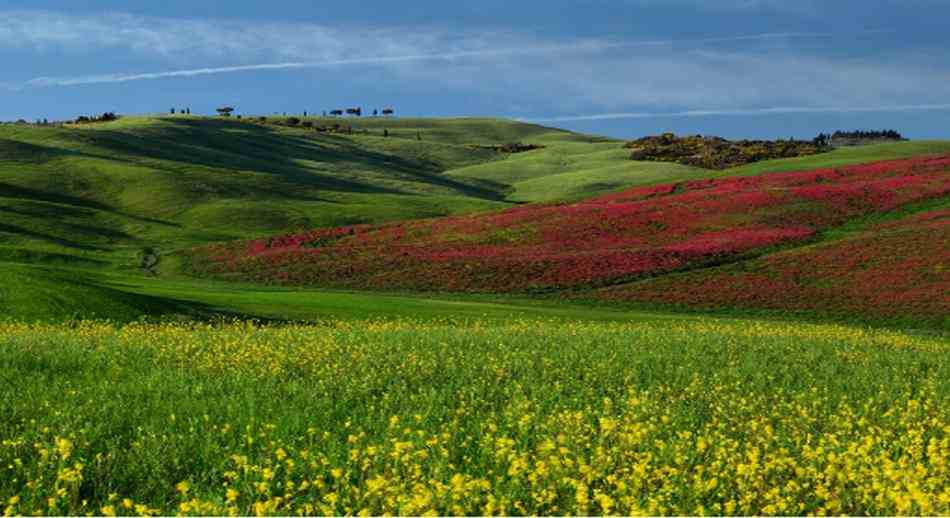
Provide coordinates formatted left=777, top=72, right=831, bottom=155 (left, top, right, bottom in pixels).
left=600, top=207, right=950, bottom=325
left=186, top=155, right=950, bottom=298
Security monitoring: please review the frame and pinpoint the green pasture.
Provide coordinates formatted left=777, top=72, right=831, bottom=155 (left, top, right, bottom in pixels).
left=1, top=115, right=948, bottom=325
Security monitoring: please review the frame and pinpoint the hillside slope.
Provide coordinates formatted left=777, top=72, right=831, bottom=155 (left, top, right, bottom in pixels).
left=184, top=155, right=950, bottom=328
left=446, top=138, right=950, bottom=203
left=0, top=117, right=531, bottom=264
left=599, top=201, right=950, bottom=327
left=0, top=115, right=698, bottom=321
left=0, top=263, right=195, bottom=321
left=4, top=116, right=950, bottom=324
left=445, top=142, right=703, bottom=202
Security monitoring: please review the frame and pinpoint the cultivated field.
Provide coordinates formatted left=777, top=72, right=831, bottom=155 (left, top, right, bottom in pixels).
left=3, top=318, right=950, bottom=515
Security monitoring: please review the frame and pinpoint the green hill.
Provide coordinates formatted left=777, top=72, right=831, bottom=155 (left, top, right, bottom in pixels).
left=183, top=153, right=950, bottom=327
left=445, top=141, right=703, bottom=202
left=0, top=115, right=708, bottom=273
left=0, top=116, right=515, bottom=265
left=721, top=140, right=950, bottom=176
left=2, top=115, right=949, bottom=324
left=445, top=137, right=950, bottom=204
left=0, top=115, right=680, bottom=321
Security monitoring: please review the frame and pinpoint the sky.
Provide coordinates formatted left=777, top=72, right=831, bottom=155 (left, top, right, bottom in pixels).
left=1, top=0, right=949, bottom=139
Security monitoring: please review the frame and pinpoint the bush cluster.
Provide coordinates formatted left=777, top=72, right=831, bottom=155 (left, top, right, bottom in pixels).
left=70, top=112, right=118, bottom=125
left=470, top=142, right=546, bottom=153
left=827, top=129, right=906, bottom=146
left=625, top=133, right=827, bottom=169
left=832, top=129, right=903, bottom=140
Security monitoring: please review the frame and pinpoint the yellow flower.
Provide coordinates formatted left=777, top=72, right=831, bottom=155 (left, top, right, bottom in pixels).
left=175, top=480, right=191, bottom=495
left=101, top=504, right=116, bottom=516
left=55, top=438, right=74, bottom=460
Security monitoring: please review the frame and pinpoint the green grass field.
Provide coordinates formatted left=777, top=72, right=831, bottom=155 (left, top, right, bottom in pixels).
left=2, top=115, right=950, bottom=517
left=2, top=318, right=949, bottom=515
left=2, top=115, right=949, bottom=324
left=0, top=116, right=572, bottom=321
left=722, top=140, right=950, bottom=177
left=102, top=272, right=693, bottom=323
left=0, top=115, right=641, bottom=270
left=445, top=142, right=702, bottom=202
left=0, top=116, right=517, bottom=265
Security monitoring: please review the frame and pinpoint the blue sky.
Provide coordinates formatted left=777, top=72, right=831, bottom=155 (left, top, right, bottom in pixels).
left=2, top=0, right=950, bottom=139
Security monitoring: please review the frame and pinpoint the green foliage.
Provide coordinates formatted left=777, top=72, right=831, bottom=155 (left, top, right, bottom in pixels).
left=625, top=133, right=827, bottom=170
left=1, top=318, right=948, bottom=514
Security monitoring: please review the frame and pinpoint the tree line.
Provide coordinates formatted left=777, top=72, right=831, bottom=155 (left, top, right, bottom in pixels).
left=326, top=108, right=394, bottom=117
left=209, top=107, right=395, bottom=118
left=831, top=129, right=904, bottom=140
left=812, top=129, right=904, bottom=147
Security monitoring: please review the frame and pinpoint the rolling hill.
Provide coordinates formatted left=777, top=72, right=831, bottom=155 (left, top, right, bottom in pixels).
left=2, top=115, right=950, bottom=325
left=0, top=116, right=698, bottom=265
left=599, top=201, right=950, bottom=327
left=184, top=154, right=950, bottom=326
left=0, top=115, right=703, bottom=321
left=0, top=116, right=521, bottom=266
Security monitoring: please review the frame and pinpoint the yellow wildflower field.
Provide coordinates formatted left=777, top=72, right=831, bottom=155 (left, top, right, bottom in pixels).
left=1, top=319, right=949, bottom=515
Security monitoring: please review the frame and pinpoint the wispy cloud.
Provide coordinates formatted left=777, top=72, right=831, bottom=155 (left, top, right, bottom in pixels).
left=388, top=43, right=950, bottom=118
left=0, top=9, right=863, bottom=63
left=8, top=16, right=886, bottom=90
left=18, top=43, right=617, bottom=88
left=528, top=103, right=950, bottom=122
left=627, top=0, right=826, bottom=14
left=3, top=9, right=947, bottom=125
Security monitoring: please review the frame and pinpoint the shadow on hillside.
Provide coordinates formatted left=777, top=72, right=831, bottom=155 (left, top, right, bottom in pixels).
left=0, top=181, right=109, bottom=211
left=0, top=139, right=75, bottom=163
left=0, top=182, right=181, bottom=228
left=0, top=222, right=111, bottom=251
left=78, top=119, right=506, bottom=201
left=0, top=205, right=134, bottom=243
left=53, top=273, right=229, bottom=323
left=101, top=277, right=305, bottom=324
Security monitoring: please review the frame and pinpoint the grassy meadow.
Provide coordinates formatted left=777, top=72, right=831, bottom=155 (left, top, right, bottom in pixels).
left=2, top=115, right=950, bottom=516
left=2, top=116, right=948, bottom=324
left=3, top=318, right=950, bottom=516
